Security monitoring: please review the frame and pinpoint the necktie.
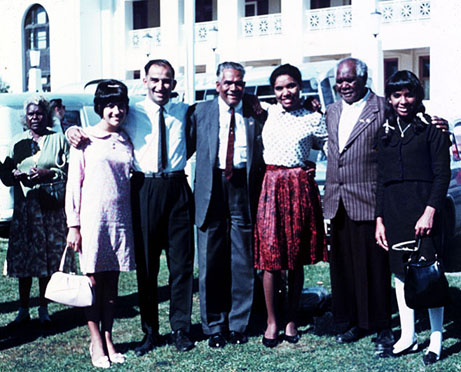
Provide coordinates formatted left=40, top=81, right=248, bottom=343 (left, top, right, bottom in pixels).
left=224, top=107, right=235, bottom=180
left=158, top=106, right=167, bottom=172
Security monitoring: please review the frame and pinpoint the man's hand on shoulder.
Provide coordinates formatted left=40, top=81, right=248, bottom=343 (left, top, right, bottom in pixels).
left=431, top=116, right=449, bottom=132
left=66, top=126, right=90, bottom=148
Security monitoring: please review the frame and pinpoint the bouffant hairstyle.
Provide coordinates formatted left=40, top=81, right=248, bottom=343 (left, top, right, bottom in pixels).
left=93, top=79, right=129, bottom=118
left=269, top=64, right=302, bottom=88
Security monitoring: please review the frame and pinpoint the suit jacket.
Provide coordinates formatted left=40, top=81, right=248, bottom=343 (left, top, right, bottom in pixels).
left=188, top=98, right=265, bottom=229
left=323, top=91, right=386, bottom=221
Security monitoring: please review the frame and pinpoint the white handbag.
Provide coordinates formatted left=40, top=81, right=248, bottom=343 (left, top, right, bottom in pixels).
left=45, top=246, right=94, bottom=307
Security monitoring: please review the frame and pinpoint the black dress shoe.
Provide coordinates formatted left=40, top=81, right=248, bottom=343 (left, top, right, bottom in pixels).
left=172, top=329, right=195, bottom=352
left=135, top=334, right=158, bottom=356
left=262, top=336, right=279, bottom=348
left=284, top=333, right=301, bottom=344
left=374, top=329, right=395, bottom=352
left=7, top=315, right=31, bottom=330
left=392, top=341, right=418, bottom=357
left=209, top=333, right=226, bottom=348
left=423, top=351, right=440, bottom=365
left=335, top=327, right=363, bottom=344
left=228, top=331, right=248, bottom=345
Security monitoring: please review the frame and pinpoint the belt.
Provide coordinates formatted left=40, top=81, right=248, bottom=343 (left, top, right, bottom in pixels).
left=134, top=170, right=186, bottom=179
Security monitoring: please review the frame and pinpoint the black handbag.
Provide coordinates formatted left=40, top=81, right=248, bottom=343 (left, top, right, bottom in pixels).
left=403, top=238, right=450, bottom=310
left=37, top=180, right=66, bottom=209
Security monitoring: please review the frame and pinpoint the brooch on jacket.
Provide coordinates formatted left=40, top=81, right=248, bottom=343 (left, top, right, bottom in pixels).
left=383, top=120, right=395, bottom=135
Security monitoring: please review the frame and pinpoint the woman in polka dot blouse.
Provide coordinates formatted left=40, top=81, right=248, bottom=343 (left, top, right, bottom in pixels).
left=254, top=64, right=328, bottom=348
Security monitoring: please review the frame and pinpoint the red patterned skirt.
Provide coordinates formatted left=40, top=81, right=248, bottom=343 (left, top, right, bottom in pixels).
left=254, top=165, right=327, bottom=271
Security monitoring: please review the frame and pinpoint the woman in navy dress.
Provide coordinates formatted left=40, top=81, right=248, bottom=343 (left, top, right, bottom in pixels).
left=375, top=70, right=450, bottom=365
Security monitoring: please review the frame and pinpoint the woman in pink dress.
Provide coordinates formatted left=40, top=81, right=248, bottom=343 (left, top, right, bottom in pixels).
left=66, top=80, right=135, bottom=368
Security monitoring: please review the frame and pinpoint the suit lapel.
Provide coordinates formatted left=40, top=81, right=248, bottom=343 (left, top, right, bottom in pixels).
left=343, top=92, right=379, bottom=150
left=245, top=116, right=256, bottom=168
left=208, top=99, right=220, bottom=167
left=328, top=101, right=343, bottom=154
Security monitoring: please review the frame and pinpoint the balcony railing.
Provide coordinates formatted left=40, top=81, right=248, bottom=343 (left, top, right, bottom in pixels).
left=306, top=6, right=352, bottom=31
left=241, top=14, right=282, bottom=38
left=195, top=21, right=219, bottom=43
left=378, top=0, right=431, bottom=23
left=129, top=27, right=162, bottom=49
left=305, top=0, right=430, bottom=31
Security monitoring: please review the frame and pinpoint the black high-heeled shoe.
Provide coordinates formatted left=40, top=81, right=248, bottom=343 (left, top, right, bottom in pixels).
left=284, top=333, right=301, bottom=344
left=262, top=336, right=279, bottom=348
left=392, top=341, right=418, bottom=357
left=423, top=351, right=440, bottom=365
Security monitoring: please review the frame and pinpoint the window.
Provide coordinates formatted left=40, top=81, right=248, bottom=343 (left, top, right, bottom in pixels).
left=245, top=1, right=257, bottom=16
left=245, top=0, right=269, bottom=16
left=196, top=0, right=214, bottom=22
left=133, top=0, right=160, bottom=30
left=419, top=56, right=430, bottom=100
left=384, top=58, right=398, bottom=83
left=24, top=4, right=50, bottom=91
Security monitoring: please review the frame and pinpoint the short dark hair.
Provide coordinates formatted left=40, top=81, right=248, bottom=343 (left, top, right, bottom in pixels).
left=144, top=59, right=175, bottom=79
left=93, top=79, right=129, bottom=118
left=269, top=64, right=302, bottom=88
left=49, top=98, right=63, bottom=111
left=216, top=62, right=246, bottom=80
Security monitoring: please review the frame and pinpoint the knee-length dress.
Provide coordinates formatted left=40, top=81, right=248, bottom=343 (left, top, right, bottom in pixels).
left=65, top=126, right=136, bottom=274
left=254, top=104, right=328, bottom=271
left=375, top=117, right=451, bottom=277
left=0, top=130, right=69, bottom=278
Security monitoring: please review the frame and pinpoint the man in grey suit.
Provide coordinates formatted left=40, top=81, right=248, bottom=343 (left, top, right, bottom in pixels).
left=324, top=57, right=394, bottom=351
left=188, top=61, right=265, bottom=348
left=324, top=57, right=447, bottom=352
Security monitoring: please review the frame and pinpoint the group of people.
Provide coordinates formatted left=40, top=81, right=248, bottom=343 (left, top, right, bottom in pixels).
left=0, top=56, right=451, bottom=368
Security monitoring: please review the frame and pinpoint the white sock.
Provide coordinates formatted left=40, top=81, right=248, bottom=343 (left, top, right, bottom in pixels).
left=15, top=307, right=30, bottom=322
left=427, top=307, right=443, bottom=357
left=393, top=276, right=416, bottom=353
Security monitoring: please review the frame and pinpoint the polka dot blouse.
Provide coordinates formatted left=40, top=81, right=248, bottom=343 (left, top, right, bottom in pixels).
left=262, top=103, right=328, bottom=167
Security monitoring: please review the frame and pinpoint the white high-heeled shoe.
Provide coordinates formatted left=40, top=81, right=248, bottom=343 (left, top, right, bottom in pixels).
left=89, top=343, right=110, bottom=369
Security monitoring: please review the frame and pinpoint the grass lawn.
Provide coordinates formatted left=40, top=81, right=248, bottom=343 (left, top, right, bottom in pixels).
left=0, top=237, right=460, bottom=372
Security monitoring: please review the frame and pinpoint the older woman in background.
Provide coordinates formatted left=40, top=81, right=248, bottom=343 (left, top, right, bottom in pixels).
left=254, top=64, right=328, bottom=347
left=375, top=70, right=451, bottom=365
left=0, top=96, right=69, bottom=328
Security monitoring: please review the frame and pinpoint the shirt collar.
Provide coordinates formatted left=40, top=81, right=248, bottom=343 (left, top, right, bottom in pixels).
left=342, top=88, right=370, bottom=109
left=218, top=96, right=242, bottom=113
left=143, top=97, right=171, bottom=114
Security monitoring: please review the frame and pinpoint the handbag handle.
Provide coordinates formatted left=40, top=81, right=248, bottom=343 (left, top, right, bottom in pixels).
left=58, top=245, right=78, bottom=273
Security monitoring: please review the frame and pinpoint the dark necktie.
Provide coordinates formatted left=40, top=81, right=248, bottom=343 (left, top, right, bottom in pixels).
left=224, top=107, right=235, bottom=180
left=158, top=106, right=167, bottom=172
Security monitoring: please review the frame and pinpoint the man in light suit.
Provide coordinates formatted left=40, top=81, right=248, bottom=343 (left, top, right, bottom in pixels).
left=324, top=57, right=394, bottom=351
left=188, top=61, right=265, bottom=348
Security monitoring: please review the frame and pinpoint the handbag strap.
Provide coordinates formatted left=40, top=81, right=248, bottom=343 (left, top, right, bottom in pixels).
left=58, top=246, right=69, bottom=272
left=59, top=245, right=78, bottom=273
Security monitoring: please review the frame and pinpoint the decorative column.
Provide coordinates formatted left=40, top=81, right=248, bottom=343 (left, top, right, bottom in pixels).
left=350, top=0, right=384, bottom=96
left=430, top=1, right=461, bottom=122
left=216, top=0, right=243, bottom=62
left=280, top=0, right=305, bottom=66
left=160, top=0, right=182, bottom=69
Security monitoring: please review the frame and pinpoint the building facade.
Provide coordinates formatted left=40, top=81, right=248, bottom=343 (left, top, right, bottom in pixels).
left=0, top=0, right=460, bottom=120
